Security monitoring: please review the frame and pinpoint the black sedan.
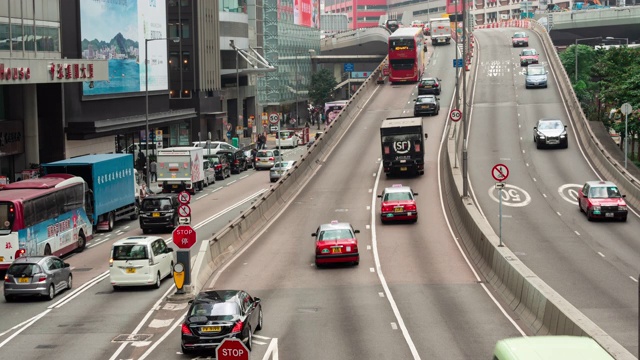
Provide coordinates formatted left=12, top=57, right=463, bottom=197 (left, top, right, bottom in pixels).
left=418, top=77, right=441, bottom=95
left=209, top=155, right=231, bottom=180
left=181, top=290, right=263, bottom=354
left=413, top=95, right=440, bottom=116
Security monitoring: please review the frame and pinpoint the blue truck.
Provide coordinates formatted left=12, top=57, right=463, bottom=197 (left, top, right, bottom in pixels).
left=42, top=154, right=139, bottom=232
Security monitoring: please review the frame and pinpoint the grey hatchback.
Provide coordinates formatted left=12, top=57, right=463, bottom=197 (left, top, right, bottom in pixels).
left=4, top=255, right=72, bottom=302
left=254, top=149, right=282, bottom=170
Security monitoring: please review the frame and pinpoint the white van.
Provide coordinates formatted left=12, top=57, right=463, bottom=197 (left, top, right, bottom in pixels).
left=276, top=130, right=299, bottom=148
left=109, top=236, right=174, bottom=289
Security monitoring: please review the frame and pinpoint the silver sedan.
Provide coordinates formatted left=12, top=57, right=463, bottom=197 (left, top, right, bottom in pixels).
left=4, top=255, right=72, bottom=301
left=269, top=160, right=297, bottom=182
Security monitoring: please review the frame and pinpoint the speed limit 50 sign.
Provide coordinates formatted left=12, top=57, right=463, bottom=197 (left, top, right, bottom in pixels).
left=449, top=109, right=462, bottom=122
left=269, top=113, right=279, bottom=125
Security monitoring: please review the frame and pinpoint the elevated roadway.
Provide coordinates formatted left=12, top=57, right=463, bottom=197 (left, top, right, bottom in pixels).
left=548, top=5, right=640, bottom=46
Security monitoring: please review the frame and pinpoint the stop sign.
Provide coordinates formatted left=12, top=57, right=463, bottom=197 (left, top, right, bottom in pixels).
left=172, top=225, right=196, bottom=249
left=216, top=338, right=249, bottom=360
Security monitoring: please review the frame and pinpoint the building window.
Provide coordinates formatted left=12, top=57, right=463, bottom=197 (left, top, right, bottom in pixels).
left=0, top=24, right=9, bottom=51
left=11, top=24, right=23, bottom=51
left=23, top=25, right=35, bottom=51
left=168, top=0, right=178, bottom=6
left=168, top=22, right=179, bottom=38
left=169, top=51, right=180, bottom=70
left=181, top=20, right=190, bottom=39
left=182, top=51, right=191, bottom=71
left=181, top=0, right=190, bottom=6
left=36, top=26, right=59, bottom=52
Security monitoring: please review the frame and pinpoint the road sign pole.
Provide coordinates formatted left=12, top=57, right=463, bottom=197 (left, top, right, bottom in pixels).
left=496, top=182, right=505, bottom=247
left=625, top=111, right=628, bottom=169
left=176, top=250, right=191, bottom=286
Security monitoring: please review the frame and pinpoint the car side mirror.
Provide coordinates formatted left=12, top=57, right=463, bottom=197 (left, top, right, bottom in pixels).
left=377, top=194, right=382, bottom=198
left=437, top=98, right=440, bottom=101
left=166, top=248, right=174, bottom=253
left=413, top=193, right=419, bottom=196
left=311, top=233, right=317, bottom=237
left=413, top=99, right=417, bottom=102
left=424, top=133, right=428, bottom=139
left=254, top=297, right=261, bottom=303
left=437, top=78, right=442, bottom=81
left=64, top=262, right=70, bottom=268
left=622, top=194, right=626, bottom=198
left=534, top=127, right=537, bottom=131
left=564, top=125, right=567, bottom=129
left=188, top=299, right=193, bottom=304
left=354, top=230, right=360, bottom=234
left=546, top=71, right=549, bottom=74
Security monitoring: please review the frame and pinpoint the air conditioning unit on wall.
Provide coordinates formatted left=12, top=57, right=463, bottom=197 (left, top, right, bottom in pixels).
left=500, top=14, right=509, bottom=20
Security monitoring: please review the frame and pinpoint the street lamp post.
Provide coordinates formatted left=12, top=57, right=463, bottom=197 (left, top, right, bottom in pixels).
left=145, top=36, right=179, bottom=185
left=574, top=36, right=601, bottom=83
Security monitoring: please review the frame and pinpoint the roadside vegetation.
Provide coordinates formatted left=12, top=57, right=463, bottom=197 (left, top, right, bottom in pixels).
left=560, top=45, right=640, bottom=166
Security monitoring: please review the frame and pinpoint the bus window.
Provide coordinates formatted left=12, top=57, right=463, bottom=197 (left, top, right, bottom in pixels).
left=0, top=202, right=15, bottom=235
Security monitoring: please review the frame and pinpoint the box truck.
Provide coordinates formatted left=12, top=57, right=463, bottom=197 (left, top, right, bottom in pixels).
left=380, top=116, right=428, bottom=176
left=157, top=147, right=205, bottom=194
left=42, top=154, right=140, bottom=232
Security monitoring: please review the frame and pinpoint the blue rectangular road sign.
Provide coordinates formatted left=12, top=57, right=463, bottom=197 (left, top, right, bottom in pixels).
left=344, top=63, right=354, bottom=72
left=453, top=58, right=464, bottom=68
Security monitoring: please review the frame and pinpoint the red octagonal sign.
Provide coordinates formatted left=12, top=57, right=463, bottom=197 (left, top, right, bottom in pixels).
left=172, top=225, right=196, bottom=249
left=216, top=338, right=249, bottom=360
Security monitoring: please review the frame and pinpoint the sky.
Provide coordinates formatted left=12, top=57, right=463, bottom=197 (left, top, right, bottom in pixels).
left=80, top=0, right=139, bottom=42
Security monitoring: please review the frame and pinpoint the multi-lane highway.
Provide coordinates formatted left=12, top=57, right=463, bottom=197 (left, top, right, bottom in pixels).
left=469, top=28, right=640, bottom=355
left=3, top=28, right=633, bottom=360
left=104, top=43, right=525, bottom=360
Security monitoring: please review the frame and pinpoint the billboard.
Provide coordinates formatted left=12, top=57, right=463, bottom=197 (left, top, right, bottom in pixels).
left=279, top=0, right=321, bottom=28
left=80, top=0, right=168, bottom=96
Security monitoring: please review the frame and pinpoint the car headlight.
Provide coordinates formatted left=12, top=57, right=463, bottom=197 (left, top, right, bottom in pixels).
left=618, top=205, right=627, bottom=211
left=538, top=134, right=545, bottom=139
left=592, top=205, right=601, bottom=211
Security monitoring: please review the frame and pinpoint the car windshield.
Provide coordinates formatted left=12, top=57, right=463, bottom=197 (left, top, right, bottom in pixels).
left=514, top=32, right=526, bottom=38
left=384, top=192, right=413, bottom=201
left=589, top=186, right=622, bottom=198
left=538, top=121, right=563, bottom=130
left=210, top=157, right=220, bottom=164
left=417, top=97, right=435, bottom=104
left=8, top=263, right=41, bottom=276
left=142, top=198, right=172, bottom=211
left=190, top=302, right=240, bottom=317
left=522, top=49, right=536, bottom=56
left=113, top=244, right=149, bottom=260
left=257, top=151, right=273, bottom=157
left=528, top=67, right=545, bottom=75
left=421, top=79, right=436, bottom=85
left=317, top=229, right=354, bottom=240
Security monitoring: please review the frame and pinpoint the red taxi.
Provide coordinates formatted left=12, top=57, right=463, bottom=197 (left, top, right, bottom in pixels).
left=512, top=32, right=529, bottom=47
left=312, top=221, right=360, bottom=267
left=519, top=48, right=539, bottom=66
left=378, top=184, right=419, bottom=223
left=578, top=181, right=628, bottom=222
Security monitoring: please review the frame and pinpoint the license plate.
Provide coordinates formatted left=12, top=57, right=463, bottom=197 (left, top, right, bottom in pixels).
left=421, top=106, right=428, bottom=109
left=172, top=184, right=178, bottom=188
left=394, top=207, right=403, bottom=213
left=547, top=140, right=559, bottom=144
left=425, top=85, right=432, bottom=88
left=331, top=247, right=342, bottom=254
left=605, top=213, right=614, bottom=218
left=400, top=167, right=407, bottom=171
left=125, top=267, right=136, bottom=274
left=18, top=277, right=29, bottom=283
left=201, top=326, right=221, bottom=333
left=261, top=160, right=268, bottom=163
left=152, top=212, right=160, bottom=217
left=0, top=256, right=3, bottom=261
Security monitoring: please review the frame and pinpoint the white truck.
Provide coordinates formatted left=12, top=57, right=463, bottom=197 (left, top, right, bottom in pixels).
left=157, top=147, right=205, bottom=194
left=429, top=18, right=451, bottom=46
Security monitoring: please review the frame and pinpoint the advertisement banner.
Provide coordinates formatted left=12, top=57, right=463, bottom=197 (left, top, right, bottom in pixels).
left=279, top=0, right=320, bottom=28
left=80, top=0, right=168, bottom=96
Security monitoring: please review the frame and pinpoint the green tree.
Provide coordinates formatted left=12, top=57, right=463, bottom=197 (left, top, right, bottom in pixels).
left=308, top=68, right=338, bottom=106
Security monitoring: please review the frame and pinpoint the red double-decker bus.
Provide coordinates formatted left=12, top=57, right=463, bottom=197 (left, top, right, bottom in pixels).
left=388, top=27, right=426, bottom=83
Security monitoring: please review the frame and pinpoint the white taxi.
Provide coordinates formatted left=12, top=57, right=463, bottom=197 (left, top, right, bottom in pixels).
left=109, top=236, right=174, bottom=290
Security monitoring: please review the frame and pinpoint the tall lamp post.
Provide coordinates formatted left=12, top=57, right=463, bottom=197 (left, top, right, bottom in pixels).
left=145, top=36, right=180, bottom=184
left=574, top=36, right=601, bottom=83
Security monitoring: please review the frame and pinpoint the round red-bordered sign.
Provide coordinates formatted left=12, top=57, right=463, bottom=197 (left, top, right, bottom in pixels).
left=449, top=109, right=462, bottom=122
left=178, top=191, right=191, bottom=205
left=491, top=164, right=509, bottom=182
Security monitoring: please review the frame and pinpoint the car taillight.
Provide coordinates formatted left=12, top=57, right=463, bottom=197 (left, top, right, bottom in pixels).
left=234, top=160, right=239, bottom=164
left=381, top=205, right=394, bottom=212
left=231, top=321, right=243, bottom=333
left=14, top=248, right=25, bottom=259
left=405, top=204, right=417, bottom=211
left=4, top=275, right=9, bottom=283
left=35, top=274, right=47, bottom=282
left=433, top=83, right=439, bottom=87
left=215, top=164, right=221, bottom=170
left=181, top=323, right=192, bottom=335
left=269, top=157, right=274, bottom=161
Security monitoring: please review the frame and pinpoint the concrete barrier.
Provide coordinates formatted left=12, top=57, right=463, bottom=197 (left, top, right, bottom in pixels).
left=440, top=31, right=636, bottom=359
